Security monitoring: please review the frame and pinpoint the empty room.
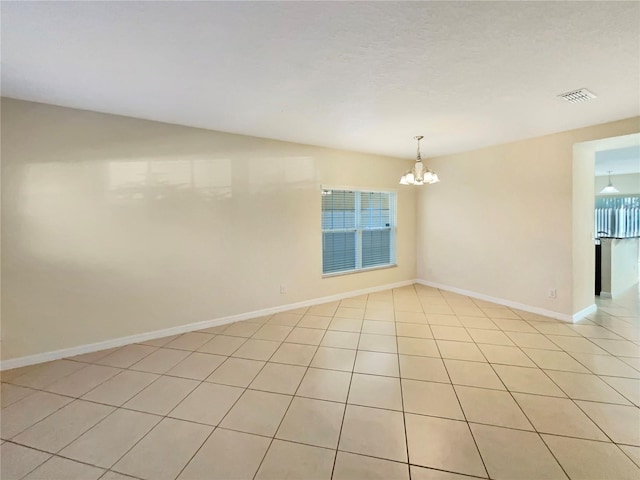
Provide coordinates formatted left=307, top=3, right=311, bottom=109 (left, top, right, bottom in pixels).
left=1, top=1, right=639, bottom=480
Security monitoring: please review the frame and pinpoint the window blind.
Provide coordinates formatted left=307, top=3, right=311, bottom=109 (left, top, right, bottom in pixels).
left=322, top=189, right=396, bottom=275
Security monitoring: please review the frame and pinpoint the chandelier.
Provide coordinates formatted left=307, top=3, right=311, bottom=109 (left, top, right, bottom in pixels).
left=399, top=136, right=440, bottom=185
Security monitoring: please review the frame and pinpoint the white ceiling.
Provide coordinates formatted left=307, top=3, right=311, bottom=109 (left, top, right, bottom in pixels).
left=2, top=1, right=639, bottom=159
left=595, top=144, right=640, bottom=176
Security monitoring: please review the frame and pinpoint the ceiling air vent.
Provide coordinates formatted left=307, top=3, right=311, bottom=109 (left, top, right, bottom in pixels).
left=558, top=88, right=597, bottom=103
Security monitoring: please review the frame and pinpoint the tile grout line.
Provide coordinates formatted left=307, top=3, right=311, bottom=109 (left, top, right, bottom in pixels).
left=3, top=285, right=639, bottom=480
left=395, top=286, right=413, bottom=480
left=437, top=293, right=491, bottom=479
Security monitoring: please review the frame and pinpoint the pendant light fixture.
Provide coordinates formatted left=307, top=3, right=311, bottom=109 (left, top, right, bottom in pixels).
left=599, top=171, right=620, bottom=194
left=399, top=136, right=439, bottom=185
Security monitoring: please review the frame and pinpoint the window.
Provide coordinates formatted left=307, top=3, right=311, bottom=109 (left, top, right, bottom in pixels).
left=322, top=188, right=397, bottom=275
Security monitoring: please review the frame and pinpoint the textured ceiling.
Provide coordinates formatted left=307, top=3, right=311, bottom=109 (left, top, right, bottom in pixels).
left=2, top=1, right=639, bottom=159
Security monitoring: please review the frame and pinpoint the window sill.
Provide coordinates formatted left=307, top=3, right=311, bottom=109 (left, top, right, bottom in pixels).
left=322, top=263, right=398, bottom=278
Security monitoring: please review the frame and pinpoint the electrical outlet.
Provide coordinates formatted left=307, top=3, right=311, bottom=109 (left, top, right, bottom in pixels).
left=548, top=289, right=557, bottom=299
left=280, top=285, right=287, bottom=294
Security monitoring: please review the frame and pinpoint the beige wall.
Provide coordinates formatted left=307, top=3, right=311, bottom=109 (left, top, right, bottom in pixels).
left=595, top=173, right=640, bottom=195
left=1, top=98, right=416, bottom=361
left=417, top=117, right=640, bottom=317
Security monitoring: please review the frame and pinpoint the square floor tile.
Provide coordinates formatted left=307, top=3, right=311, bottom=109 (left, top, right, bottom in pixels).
left=82, top=370, right=159, bottom=406
left=329, top=318, right=363, bottom=333
left=402, top=379, right=464, bottom=420
left=220, top=389, right=292, bottom=436
left=601, top=376, right=640, bottom=405
left=543, top=435, right=640, bottom=480
left=232, top=338, right=281, bottom=361
left=466, top=329, right=515, bottom=346
left=169, top=382, right=243, bottom=425
left=395, top=311, right=427, bottom=324
left=269, top=312, right=303, bottom=326
left=165, top=332, right=215, bottom=351
left=10, top=360, right=85, bottom=390
left=576, top=401, right=640, bottom=445
left=619, top=445, right=640, bottom=469
left=22, top=456, right=104, bottom=480
left=130, top=348, right=191, bottom=374
left=255, top=439, right=335, bottom=480
left=362, top=320, right=396, bottom=335
left=296, top=367, right=352, bottom=403
left=276, top=397, right=345, bottom=448
left=96, top=344, right=157, bottom=368
left=358, top=334, right=397, bottom=353
left=399, top=355, right=449, bottom=383
left=0, top=443, right=51, bottom=480
left=348, top=373, right=402, bottom=410
left=589, top=339, right=640, bottom=357
left=455, top=385, right=532, bottom=429
left=513, top=393, right=607, bottom=441
left=492, top=319, right=535, bottom=332
left=493, top=365, right=564, bottom=396
left=506, top=332, right=561, bottom=350
left=308, top=302, right=339, bottom=317
left=249, top=362, right=306, bottom=394
left=44, top=364, right=121, bottom=397
left=354, top=351, right=399, bottom=377
left=547, top=336, right=608, bottom=354
left=178, top=428, right=270, bottom=480
left=397, top=337, right=439, bottom=357
left=270, top=342, right=317, bottom=366
left=166, top=352, right=226, bottom=380
left=411, top=465, right=483, bottom=479
left=223, top=321, right=262, bottom=338
left=545, top=370, right=630, bottom=404
left=205, top=357, right=265, bottom=387
left=471, top=424, right=566, bottom=479
left=298, top=314, right=332, bottom=329
left=285, top=327, right=325, bottom=345
left=123, top=375, right=198, bottom=415
left=437, top=340, right=485, bottom=362
left=1, top=391, right=73, bottom=439
left=339, top=404, right=407, bottom=462
left=60, top=408, right=160, bottom=468
left=198, top=335, right=246, bottom=355
left=333, top=451, right=409, bottom=480
left=431, top=326, right=473, bottom=342
left=253, top=324, right=293, bottom=342
left=320, top=331, right=360, bottom=349
left=445, top=359, right=504, bottom=390
left=522, top=348, right=590, bottom=373
left=1, top=384, right=36, bottom=408
left=335, top=306, right=365, bottom=320
left=396, top=323, right=432, bottom=338
left=364, top=308, right=395, bottom=321
left=311, top=347, right=356, bottom=371
left=406, top=414, right=485, bottom=477
left=458, top=316, right=498, bottom=330
left=478, top=344, right=535, bottom=367
left=570, top=352, right=640, bottom=378
left=113, top=418, right=212, bottom=480
left=13, top=400, right=114, bottom=453
left=426, top=314, right=462, bottom=327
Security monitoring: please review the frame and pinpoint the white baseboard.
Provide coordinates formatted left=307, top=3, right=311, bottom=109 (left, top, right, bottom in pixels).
left=415, top=279, right=575, bottom=323
left=572, top=303, right=598, bottom=322
left=598, top=292, right=612, bottom=299
left=0, top=279, right=415, bottom=371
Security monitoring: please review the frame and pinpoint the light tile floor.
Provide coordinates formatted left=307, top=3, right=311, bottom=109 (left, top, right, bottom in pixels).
left=2, top=284, right=640, bottom=479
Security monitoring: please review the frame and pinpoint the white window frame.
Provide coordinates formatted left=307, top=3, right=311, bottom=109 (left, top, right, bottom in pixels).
left=321, top=185, right=398, bottom=278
